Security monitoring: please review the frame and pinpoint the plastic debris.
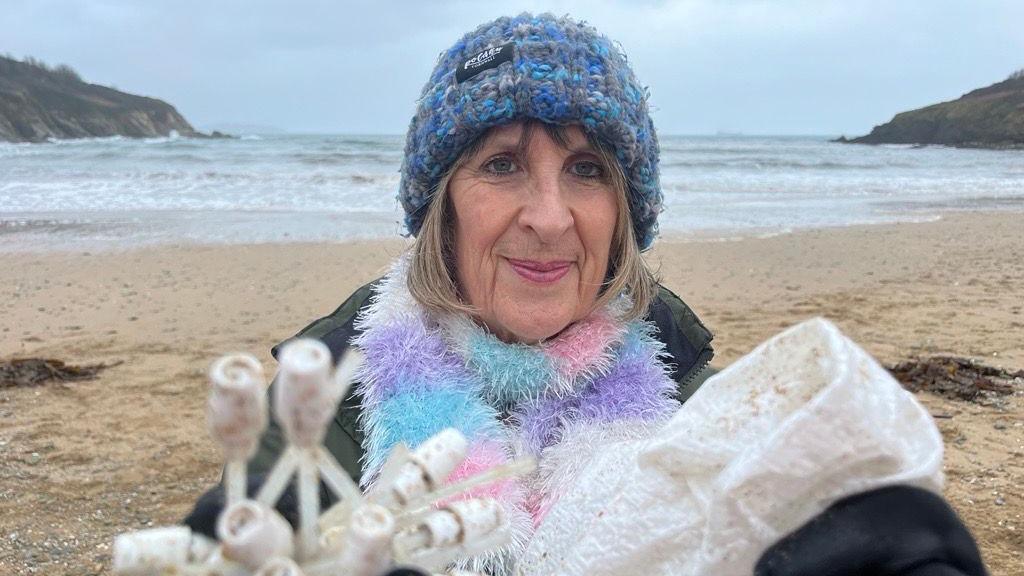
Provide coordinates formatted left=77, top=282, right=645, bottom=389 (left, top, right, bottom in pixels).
left=518, top=318, right=945, bottom=576
left=111, top=339, right=532, bottom=576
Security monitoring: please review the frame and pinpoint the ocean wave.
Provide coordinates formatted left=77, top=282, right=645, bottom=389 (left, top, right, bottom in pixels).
left=0, top=216, right=108, bottom=235
left=291, top=151, right=401, bottom=165
left=45, top=135, right=129, bottom=145
left=660, top=157, right=913, bottom=170
left=659, top=145, right=776, bottom=155
left=879, top=143, right=924, bottom=149
left=877, top=195, right=1024, bottom=211
left=347, top=172, right=398, bottom=185
left=0, top=142, right=48, bottom=157
left=141, top=132, right=182, bottom=144
left=137, top=170, right=236, bottom=181
left=153, top=153, right=211, bottom=163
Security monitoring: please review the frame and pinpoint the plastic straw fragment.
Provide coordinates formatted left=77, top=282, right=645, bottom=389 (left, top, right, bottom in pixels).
left=296, top=450, right=320, bottom=560
left=315, top=446, right=363, bottom=504
left=225, top=459, right=247, bottom=507
left=256, top=447, right=299, bottom=506
left=398, top=458, right=536, bottom=528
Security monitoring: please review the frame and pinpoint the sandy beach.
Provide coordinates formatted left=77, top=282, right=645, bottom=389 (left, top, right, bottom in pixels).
left=1, top=211, right=1021, bottom=575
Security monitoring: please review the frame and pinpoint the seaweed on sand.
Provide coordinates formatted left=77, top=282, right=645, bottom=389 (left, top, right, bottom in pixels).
left=0, top=358, right=120, bottom=388
left=888, top=356, right=1023, bottom=404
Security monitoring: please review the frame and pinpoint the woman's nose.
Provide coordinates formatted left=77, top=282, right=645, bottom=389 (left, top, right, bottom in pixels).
left=518, top=169, right=574, bottom=243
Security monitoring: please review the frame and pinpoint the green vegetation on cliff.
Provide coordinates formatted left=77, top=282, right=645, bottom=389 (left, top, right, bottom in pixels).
left=840, top=70, right=1024, bottom=149
left=0, top=55, right=213, bottom=143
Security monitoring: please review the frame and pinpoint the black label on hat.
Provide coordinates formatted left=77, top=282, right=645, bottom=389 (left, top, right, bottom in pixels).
left=456, top=42, right=514, bottom=83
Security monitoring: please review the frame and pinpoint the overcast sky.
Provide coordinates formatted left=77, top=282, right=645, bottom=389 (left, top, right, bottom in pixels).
left=5, top=0, right=1023, bottom=135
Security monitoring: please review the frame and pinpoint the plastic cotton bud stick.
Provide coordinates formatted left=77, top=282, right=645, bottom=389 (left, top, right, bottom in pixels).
left=209, top=353, right=267, bottom=506
left=274, top=339, right=337, bottom=448
left=217, top=500, right=294, bottom=570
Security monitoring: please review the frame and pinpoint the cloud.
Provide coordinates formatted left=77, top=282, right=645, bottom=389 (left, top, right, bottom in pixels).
left=4, top=0, right=1023, bottom=134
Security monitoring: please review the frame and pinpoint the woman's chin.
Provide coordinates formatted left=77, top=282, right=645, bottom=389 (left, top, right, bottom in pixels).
left=484, top=268, right=596, bottom=343
left=489, top=307, right=576, bottom=344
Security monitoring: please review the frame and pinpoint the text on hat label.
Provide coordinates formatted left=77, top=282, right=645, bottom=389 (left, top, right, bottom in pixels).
left=456, top=42, right=515, bottom=83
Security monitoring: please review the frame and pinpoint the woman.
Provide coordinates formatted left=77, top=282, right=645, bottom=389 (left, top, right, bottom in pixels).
left=188, top=13, right=986, bottom=576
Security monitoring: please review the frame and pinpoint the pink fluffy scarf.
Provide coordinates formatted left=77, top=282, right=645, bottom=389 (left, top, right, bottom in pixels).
left=352, top=257, right=680, bottom=573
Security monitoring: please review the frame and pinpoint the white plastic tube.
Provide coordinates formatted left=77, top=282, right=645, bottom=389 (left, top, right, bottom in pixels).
left=296, top=449, right=320, bottom=560
left=254, top=556, right=306, bottom=576
left=394, top=498, right=504, bottom=557
left=217, top=500, right=295, bottom=570
left=255, top=446, right=299, bottom=507
left=112, top=526, right=193, bottom=575
left=316, top=446, right=362, bottom=505
left=208, top=353, right=267, bottom=506
left=378, top=428, right=469, bottom=509
left=411, top=428, right=468, bottom=488
left=274, top=339, right=336, bottom=448
left=446, top=499, right=503, bottom=542
left=419, top=510, right=461, bottom=548
left=331, top=349, right=362, bottom=402
left=305, top=504, right=394, bottom=576
left=112, top=527, right=222, bottom=575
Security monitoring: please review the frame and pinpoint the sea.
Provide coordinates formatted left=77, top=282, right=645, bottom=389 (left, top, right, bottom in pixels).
left=1, top=133, right=1022, bottom=252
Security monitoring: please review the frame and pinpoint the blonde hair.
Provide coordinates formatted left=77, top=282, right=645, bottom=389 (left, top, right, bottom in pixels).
left=408, top=122, right=657, bottom=322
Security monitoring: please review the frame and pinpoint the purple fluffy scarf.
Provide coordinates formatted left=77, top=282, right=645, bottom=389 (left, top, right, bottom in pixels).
left=352, top=256, right=680, bottom=573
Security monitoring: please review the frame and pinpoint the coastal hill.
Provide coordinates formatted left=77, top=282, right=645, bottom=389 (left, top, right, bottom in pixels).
left=840, top=70, right=1024, bottom=148
left=0, top=55, right=215, bottom=143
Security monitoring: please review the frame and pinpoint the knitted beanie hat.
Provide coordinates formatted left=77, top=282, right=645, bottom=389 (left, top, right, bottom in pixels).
left=399, top=12, right=662, bottom=250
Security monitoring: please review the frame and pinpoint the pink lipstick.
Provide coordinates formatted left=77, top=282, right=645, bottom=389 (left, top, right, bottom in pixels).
left=507, top=258, right=573, bottom=284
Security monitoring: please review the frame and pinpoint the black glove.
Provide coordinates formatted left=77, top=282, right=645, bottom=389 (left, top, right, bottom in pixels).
left=755, top=485, right=987, bottom=576
left=182, top=473, right=336, bottom=539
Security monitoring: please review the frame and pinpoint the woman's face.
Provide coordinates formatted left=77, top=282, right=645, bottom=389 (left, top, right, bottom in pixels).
left=448, top=122, right=618, bottom=343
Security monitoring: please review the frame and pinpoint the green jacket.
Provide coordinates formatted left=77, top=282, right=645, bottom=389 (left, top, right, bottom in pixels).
left=250, top=280, right=715, bottom=484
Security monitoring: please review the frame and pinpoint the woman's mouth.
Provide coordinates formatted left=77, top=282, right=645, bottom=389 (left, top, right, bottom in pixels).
left=506, top=258, right=573, bottom=284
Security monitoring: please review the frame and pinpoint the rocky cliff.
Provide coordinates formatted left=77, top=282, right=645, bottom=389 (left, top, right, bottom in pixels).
left=0, top=56, right=211, bottom=143
left=840, top=71, right=1024, bottom=149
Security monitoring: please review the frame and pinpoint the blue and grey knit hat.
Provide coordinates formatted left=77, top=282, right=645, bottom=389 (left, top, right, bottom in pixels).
left=399, top=12, right=662, bottom=250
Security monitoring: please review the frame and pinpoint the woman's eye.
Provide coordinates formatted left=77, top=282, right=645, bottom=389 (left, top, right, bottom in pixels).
left=484, top=157, right=517, bottom=175
left=570, top=160, right=604, bottom=179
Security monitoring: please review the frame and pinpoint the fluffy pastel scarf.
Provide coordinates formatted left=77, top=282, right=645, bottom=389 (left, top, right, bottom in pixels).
left=352, top=256, right=680, bottom=574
